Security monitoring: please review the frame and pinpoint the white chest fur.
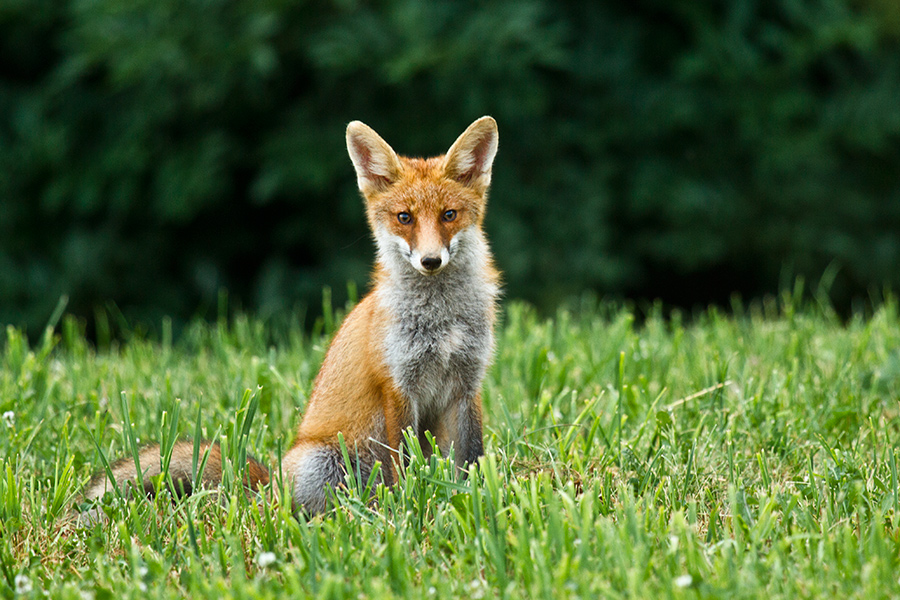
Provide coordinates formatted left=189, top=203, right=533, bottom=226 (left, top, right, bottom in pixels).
left=376, top=231, right=497, bottom=429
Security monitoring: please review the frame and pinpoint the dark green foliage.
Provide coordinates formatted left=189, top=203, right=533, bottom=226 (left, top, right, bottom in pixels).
left=2, top=0, right=899, bottom=331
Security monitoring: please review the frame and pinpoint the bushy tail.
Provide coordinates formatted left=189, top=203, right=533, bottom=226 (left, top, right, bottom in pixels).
left=82, top=439, right=270, bottom=503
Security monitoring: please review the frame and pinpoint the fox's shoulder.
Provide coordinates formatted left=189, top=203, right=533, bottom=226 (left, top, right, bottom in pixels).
left=316, top=291, right=388, bottom=361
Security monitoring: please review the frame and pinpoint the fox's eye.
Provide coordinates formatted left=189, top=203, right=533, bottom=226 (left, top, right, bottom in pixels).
left=442, top=209, right=457, bottom=222
left=397, top=212, right=412, bottom=224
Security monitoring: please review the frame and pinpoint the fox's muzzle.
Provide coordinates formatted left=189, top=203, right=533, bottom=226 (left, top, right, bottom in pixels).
left=420, top=256, right=442, bottom=272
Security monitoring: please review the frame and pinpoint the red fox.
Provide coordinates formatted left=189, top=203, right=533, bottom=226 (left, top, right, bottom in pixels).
left=82, top=117, right=500, bottom=515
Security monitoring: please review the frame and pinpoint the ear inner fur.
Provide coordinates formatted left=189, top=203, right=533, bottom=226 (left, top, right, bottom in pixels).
left=443, top=116, right=499, bottom=191
left=346, top=121, right=403, bottom=194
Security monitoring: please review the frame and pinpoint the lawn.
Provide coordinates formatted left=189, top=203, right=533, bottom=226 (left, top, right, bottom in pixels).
left=2, top=290, right=900, bottom=599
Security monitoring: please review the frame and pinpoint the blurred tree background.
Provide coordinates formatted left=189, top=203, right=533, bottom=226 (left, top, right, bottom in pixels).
left=2, top=0, right=899, bottom=334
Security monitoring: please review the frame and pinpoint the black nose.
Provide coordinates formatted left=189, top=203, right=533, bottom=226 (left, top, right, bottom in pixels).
left=421, top=256, right=442, bottom=271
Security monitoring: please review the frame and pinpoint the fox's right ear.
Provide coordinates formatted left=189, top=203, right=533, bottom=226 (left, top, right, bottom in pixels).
left=443, top=116, right=499, bottom=193
left=346, top=121, right=403, bottom=195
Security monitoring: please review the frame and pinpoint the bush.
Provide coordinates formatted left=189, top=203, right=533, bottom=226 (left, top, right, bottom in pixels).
left=2, top=0, right=899, bottom=332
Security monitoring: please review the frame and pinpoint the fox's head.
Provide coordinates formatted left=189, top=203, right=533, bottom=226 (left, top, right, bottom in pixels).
left=346, top=117, right=498, bottom=277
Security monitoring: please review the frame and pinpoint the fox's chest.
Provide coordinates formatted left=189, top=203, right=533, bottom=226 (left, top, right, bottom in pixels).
left=380, top=284, right=494, bottom=421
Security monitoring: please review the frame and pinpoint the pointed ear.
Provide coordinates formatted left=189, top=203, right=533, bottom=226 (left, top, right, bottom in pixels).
left=443, top=116, right=499, bottom=191
left=346, top=121, right=403, bottom=194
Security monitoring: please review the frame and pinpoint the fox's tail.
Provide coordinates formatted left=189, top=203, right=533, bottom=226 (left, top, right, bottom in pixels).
left=82, top=439, right=270, bottom=503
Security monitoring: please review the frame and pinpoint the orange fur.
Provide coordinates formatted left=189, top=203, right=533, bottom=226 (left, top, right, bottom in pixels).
left=81, top=117, right=500, bottom=517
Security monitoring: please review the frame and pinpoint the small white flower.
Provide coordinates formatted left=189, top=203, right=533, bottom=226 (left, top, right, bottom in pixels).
left=427, top=587, right=437, bottom=595
left=674, top=574, right=693, bottom=588
left=3, top=411, right=14, bottom=428
left=668, top=535, right=679, bottom=552
left=80, top=591, right=95, bottom=600
left=468, top=580, right=486, bottom=600
left=137, top=566, right=148, bottom=578
left=14, top=574, right=32, bottom=595
left=256, top=552, right=276, bottom=568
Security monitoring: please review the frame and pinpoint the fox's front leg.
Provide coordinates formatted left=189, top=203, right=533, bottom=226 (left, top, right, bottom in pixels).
left=457, top=393, right=485, bottom=469
left=435, top=393, right=484, bottom=474
left=383, top=388, right=416, bottom=483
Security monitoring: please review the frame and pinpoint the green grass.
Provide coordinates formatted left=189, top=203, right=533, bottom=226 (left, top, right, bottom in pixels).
left=2, top=291, right=900, bottom=599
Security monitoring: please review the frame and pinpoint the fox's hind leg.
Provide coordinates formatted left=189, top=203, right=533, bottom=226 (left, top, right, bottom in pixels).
left=281, top=442, right=388, bottom=514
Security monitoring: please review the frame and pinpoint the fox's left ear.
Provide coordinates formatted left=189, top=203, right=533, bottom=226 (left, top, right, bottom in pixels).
left=347, top=121, right=403, bottom=195
left=443, top=116, right=498, bottom=192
